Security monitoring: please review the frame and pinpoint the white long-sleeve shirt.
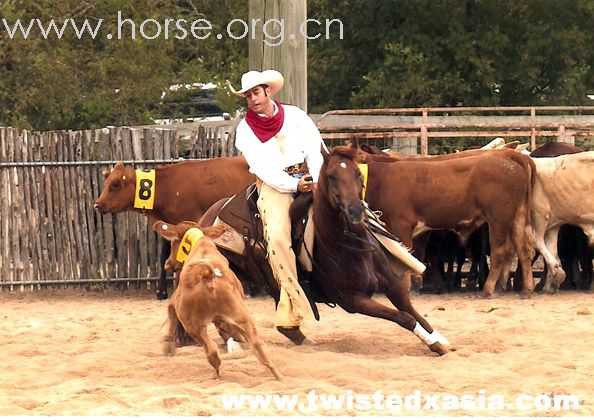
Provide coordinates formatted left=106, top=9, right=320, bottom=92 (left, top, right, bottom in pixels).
left=235, top=103, right=325, bottom=193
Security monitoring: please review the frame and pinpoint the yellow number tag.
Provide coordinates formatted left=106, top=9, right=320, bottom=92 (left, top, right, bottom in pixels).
left=134, top=169, right=155, bottom=210
left=358, top=163, right=369, bottom=200
left=175, top=228, right=205, bottom=263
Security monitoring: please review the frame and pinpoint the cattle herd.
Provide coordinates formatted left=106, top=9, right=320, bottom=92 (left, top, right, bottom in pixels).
left=93, top=139, right=594, bottom=378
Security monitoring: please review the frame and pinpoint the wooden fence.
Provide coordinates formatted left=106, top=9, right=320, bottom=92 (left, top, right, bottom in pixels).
left=2, top=106, right=594, bottom=290
left=0, top=124, right=237, bottom=289
left=315, top=106, right=594, bottom=154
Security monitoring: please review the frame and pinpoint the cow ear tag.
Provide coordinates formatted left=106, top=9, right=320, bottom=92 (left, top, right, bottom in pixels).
left=175, top=228, right=205, bottom=263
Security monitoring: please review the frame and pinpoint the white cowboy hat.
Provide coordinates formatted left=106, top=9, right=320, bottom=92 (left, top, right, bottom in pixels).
left=229, top=69, right=284, bottom=97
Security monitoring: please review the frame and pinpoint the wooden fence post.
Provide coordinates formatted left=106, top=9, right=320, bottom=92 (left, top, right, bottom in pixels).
left=249, top=0, right=307, bottom=111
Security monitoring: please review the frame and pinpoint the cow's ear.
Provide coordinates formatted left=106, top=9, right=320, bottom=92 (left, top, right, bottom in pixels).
left=202, top=225, right=226, bottom=239
left=360, top=144, right=372, bottom=154
left=153, top=221, right=180, bottom=242
left=350, top=136, right=360, bottom=151
left=104, top=162, right=124, bottom=178
left=356, top=152, right=366, bottom=163
left=516, top=143, right=529, bottom=153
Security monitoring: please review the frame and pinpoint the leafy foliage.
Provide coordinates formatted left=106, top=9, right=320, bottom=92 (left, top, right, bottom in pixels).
left=308, top=0, right=594, bottom=111
left=0, top=0, right=247, bottom=130
left=0, top=0, right=592, bottom=130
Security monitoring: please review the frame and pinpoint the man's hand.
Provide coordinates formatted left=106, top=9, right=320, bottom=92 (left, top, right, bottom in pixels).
left=297, top=175, right=314, bottom=193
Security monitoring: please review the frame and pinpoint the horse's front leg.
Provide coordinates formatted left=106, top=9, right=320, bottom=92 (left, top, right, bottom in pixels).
left=382, top=276, right=450, bottom=356
left=340, top=292, right=448, bottom=356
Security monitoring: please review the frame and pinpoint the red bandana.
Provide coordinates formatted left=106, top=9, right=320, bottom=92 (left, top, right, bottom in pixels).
left=245, top=100, right=285, bottom=143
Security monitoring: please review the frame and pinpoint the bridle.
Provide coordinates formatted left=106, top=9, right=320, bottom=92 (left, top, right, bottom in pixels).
left=323, top=158, right=379, bottom=253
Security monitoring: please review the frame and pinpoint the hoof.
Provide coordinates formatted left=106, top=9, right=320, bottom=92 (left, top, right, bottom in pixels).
left=271, top=367, right=283, bottom=381
left=479, top=287, right=501, bottom=298
left=174, top=331, right=198, bottom=348
left=428, top=342, right=449, bottom=356
left=519, top=291, right=532, bottom=299
left=301, top=337, right=316, bottom=346
left=277, top=326, right=308, bottom=345
left=162, top=340, right=176, bottom=357
left=542, top=285, right=557, bottom=295
left=156, top=291, right=168, bottom=300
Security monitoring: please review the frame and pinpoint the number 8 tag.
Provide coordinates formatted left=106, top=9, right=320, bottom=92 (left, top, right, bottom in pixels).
left=134, top=169, right=156, bottom=210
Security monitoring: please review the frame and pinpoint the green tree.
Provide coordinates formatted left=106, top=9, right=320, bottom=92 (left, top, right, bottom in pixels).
left=308, top=0, right=594, bottom=111
left=0, top=0, right=248, bottom=130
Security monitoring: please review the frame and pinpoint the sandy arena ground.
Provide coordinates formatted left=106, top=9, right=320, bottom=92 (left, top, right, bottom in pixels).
left=0, top=288, right=592, bottom=416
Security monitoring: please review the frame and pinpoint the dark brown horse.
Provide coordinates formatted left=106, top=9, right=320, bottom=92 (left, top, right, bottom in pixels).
left=312, top=143, right=450, bottom=355
left=166, top=143, right=450, bottom=354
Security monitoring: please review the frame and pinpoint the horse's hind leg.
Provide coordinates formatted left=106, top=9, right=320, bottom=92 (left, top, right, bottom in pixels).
left=384, top=279, right=450, bottom=356
left=156, top=238, right=171, bottom=300
left=341, top=292, right=448, bottom=356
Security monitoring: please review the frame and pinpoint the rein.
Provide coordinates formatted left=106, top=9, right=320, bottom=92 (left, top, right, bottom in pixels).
left=341, top=226, right=379, bottom=253
left=316, top=180, right=379, bottom=257
left=325, top=175, right=379, bottom=253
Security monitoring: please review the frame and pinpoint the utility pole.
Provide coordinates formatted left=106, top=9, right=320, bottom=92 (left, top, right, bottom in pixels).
left=248, top=0, right=307, bottom=111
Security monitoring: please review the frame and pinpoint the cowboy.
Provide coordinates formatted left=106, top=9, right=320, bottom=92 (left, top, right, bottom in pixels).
left=231, top=69, right=324, bottom=345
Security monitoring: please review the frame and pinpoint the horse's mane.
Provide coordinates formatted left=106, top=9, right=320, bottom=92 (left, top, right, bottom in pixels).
left=330, top=144, right=363, bottom=161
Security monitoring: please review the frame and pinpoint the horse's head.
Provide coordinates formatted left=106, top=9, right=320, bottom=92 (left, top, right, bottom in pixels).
left=320, top=140, right=367, bottom=225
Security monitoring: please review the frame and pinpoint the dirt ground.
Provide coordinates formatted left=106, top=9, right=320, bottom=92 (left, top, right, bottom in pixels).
left=0, top=288, right=592, bottom=416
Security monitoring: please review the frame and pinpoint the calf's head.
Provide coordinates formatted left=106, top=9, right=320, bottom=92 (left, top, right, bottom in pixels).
left=152, top=220, right=226, bottom=272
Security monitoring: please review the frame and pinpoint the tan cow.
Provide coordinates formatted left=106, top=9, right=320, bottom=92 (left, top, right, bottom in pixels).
left=531, top=151, right=594, bottom=293
left=153, top=221, right=282, bottom=380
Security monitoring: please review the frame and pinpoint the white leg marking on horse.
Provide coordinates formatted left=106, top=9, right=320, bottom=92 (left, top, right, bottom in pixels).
left=414, top=322, right=450, bottom=346
left=226, top=337, right=243, bottom=353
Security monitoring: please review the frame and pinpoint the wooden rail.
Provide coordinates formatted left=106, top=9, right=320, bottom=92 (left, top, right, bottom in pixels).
left=316, top=106, right=594, bottom=155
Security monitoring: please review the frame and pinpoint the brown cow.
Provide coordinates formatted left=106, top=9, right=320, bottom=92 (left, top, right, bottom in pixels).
left=361, top=147, right=536, bottom=298
left=93, top=157, right=255, bottom=299
left=154, top=221, right=282, bottom=380
left=94, top=157, right=254, bottom=225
